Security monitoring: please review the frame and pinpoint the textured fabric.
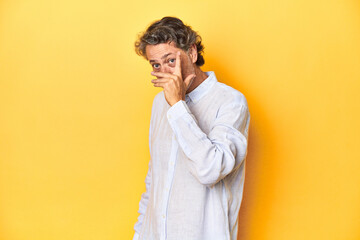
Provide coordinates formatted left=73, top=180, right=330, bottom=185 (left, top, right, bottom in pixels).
left=133, top=71, right=250, bottom=240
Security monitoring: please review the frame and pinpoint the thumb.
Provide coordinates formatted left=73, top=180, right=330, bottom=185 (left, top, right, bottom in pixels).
left=184, top=74, right=196, bottom=90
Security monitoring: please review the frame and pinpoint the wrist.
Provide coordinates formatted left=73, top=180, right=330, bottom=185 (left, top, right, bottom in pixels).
left=170, top=99, right=182, bottom=106
left=170, top=96, right=185, bottom=106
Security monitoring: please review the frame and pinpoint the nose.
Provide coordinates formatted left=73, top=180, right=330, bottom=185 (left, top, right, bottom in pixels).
left=161, top=65, right=173, bottom=74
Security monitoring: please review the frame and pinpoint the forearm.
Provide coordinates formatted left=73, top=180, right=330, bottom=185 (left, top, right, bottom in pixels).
left=167, top=100, right=249, bottom=187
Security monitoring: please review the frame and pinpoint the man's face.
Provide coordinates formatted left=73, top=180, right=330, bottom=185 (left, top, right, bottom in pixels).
left=145, top=42, right=196, bottom=79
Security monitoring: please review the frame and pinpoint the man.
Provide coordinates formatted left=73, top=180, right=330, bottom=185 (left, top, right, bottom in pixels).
left=132, top=16, right=250, bottom=240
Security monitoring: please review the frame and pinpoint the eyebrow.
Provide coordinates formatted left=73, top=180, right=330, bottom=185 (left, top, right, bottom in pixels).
left=149, top=53, right=173, bottom=63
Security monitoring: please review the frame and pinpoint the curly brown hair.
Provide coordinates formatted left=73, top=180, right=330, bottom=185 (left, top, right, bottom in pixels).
left=134, top=16, right=205, bottom=66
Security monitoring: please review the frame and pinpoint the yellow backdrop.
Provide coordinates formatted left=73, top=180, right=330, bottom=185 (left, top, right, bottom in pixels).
left=1, top=0, right=359, bottom=239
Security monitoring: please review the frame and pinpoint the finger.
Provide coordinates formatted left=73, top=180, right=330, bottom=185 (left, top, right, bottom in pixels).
left=151, top=71, right=176, bottom=79
left=152, top=81, right=166, bottom=88
left=174, top=51, right=182, bottom=77
left=151, top=78, right=170, bottom=84
left=184, top=74, right=196, bottom=90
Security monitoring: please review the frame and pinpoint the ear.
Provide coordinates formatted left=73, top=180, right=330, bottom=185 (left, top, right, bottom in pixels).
left=188, top=44, right=198, bottom=64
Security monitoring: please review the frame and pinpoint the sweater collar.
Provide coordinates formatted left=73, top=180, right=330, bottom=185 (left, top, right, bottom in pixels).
left=185, top=71, right=217, bottom=104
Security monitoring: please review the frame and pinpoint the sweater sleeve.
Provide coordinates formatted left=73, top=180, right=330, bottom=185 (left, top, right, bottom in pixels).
left=133, top=94, right=159, bottom=238
left=133, top=160, right=152, bottom=239
left=166, top=98, right=250, bottom=187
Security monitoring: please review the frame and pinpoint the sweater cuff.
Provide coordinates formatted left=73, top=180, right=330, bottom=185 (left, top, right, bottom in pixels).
left=167, top=100, right=191, bottom=122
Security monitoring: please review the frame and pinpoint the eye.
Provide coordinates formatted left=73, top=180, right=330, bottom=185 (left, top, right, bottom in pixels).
left=167, top=58, right=176, bottom=67
left=152, top=63, right=160, bottom=69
